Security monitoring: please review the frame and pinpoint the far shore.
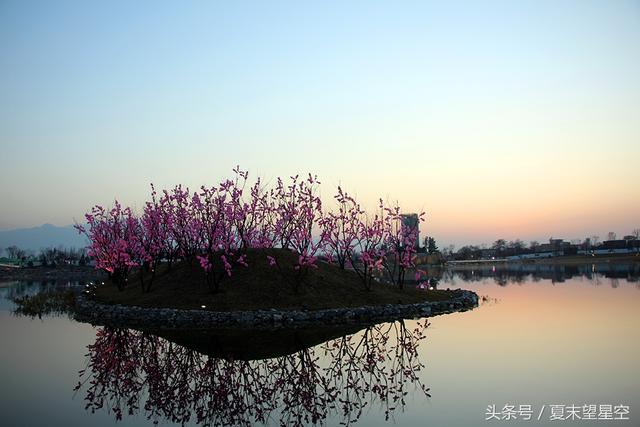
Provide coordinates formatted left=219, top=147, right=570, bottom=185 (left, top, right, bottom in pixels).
left=0, top=265, right=106, bottom=283
left=2, top=253, right=639, bottom=284
left=447, top=253, right=640, bottom=266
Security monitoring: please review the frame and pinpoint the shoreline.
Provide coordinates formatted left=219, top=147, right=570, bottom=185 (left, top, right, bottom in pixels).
left=447, top=253, right=640, bottom=266
left=74, top=289, right=479, bottom=330
left=3, top=253, right=637, bottom=283
left=0, top=265, right=106, bottom=283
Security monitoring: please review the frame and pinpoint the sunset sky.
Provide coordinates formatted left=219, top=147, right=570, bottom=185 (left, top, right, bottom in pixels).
left=1, top=1, right=639, bottom=247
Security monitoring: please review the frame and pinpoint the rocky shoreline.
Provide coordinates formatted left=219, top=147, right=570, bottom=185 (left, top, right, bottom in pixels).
left=74, top=289, right=479, bottom=330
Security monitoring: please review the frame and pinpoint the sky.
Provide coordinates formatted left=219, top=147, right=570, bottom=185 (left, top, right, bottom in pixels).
left=1, top=0, right=639, bottom=247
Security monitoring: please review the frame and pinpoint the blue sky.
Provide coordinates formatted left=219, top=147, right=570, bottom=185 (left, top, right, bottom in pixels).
left=1, top=0, right=639, bottom=245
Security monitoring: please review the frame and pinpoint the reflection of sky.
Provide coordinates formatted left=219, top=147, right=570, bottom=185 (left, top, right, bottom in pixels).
left=1, top=274, right=639, bottom=426
left=352, top=275, right=640, bottom=426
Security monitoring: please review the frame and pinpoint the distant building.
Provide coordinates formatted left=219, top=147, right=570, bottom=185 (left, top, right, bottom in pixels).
left=533, top=238, right=571, bottom=256
left=593, top=239, right=640, bottom=255
left=503, top=238, right=575, bottom=260
left=400, top=213, right=420, bottom=250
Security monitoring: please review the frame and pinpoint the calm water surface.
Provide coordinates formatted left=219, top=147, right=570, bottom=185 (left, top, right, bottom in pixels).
left=1, top=263, right=638, bottom=426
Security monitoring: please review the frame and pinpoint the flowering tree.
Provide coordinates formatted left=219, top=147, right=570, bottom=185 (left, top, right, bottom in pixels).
left=350, top=203, right=387, bottom=290
left=155, top=189, right=179, bottom=269
left=166, top=184, right=199, bottom=265
left=133, top=185, right=168, bottom=292
left=77, top=168, right=427, bottom=293
left=75, top=202, right=138, bottom=290
left=320, top=187, right=360, bottom=269
left=284, top=174, right=323, bottom=290
left=191, top=178, right=245, bottom=292
left=380, top=204, right=425, bottom=289
left=262, top=174, right=325, bottom=291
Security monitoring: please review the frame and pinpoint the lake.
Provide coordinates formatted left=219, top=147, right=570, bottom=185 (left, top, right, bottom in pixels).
left=1, top=262, right=638, bottom=426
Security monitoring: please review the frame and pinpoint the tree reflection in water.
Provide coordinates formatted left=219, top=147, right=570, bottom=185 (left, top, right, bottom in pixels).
left=75, top=320, right=430, bottom=426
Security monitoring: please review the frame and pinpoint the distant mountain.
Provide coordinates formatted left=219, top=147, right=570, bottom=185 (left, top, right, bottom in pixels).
left=0, top=224, right=88, bottom=253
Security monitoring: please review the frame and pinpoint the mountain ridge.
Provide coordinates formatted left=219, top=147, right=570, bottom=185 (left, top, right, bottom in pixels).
left=0, top=224, right=88, bottom=253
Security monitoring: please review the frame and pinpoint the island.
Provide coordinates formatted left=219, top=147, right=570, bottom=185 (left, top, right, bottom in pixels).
left=76, top=247, right=478, bottom=329
left=63, top=169, right=478, bottom=328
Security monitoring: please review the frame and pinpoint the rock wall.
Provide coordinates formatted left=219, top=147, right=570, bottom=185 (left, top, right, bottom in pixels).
left=75, top=290, right=478, bottom=330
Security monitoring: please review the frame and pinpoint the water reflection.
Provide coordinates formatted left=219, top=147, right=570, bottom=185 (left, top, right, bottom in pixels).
left=0, top=280, right=83, bottom=311
left=2, top=272, right=639, bottom=427
left=75, top=321, right=429, bottom=426
left=433, top=262, right=640, bottom=286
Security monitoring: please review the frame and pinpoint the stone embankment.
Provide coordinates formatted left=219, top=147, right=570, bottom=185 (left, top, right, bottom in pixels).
left=75, top=290, right=478, bottom=330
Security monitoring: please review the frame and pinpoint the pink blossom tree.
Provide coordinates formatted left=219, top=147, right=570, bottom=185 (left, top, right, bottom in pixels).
left=166, top=184, right=199, bottom=266
left=380, top=204, right=424, bottom=289
left=75, top=201, right=139, bottom=290
left=77, top=168, right=427, bottom=294
left=132, top=184, right=168, bottom=292
left=350, top=203, right=387, bottom=291
left=320, top=187, right=360, bottom=269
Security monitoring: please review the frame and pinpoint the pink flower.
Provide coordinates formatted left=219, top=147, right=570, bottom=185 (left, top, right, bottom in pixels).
left=196, top=256, right=211, bottom=272
left=237, top=254, right=248, bottom=267
left=221, top=255, right=232, bottom=276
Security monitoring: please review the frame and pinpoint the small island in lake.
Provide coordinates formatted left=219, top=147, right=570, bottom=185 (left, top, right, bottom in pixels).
left=68, top=169, right=477, bottom=326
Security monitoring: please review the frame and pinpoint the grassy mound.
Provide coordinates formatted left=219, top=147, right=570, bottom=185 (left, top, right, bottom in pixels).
left=94, top=248, right=458, bottom=312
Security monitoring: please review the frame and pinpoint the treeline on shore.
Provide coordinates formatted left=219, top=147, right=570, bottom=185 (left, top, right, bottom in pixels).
left=0, top=245, right=90, bottom=268
left=443, top=231, right=640, bottom=261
